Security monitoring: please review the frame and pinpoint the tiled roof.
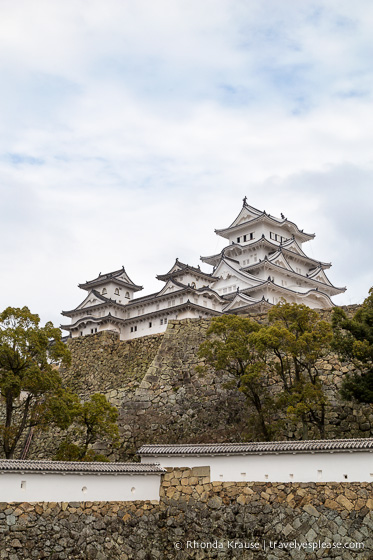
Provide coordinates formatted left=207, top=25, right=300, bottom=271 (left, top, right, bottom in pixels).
left=138, top=438, right=373, bottom=455
left=0, top=460, right=165, bottom=474
left=79, top=267, right=143, bottom=292
left=157, top=261, right=215, bottom=282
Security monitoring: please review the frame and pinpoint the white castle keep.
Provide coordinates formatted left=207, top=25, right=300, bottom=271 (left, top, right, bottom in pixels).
left=61, top=199, right=345, bottom=340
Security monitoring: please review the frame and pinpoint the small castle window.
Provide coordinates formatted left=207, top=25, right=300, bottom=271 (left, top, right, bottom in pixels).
left=237, top=237, right=241, bottom=243
left=149, top=322, right=152, bottom=328
left=160, top=319, right=163, bottom=325
left=164, top=318, right=167, bottom=324
left=114, top=288, right=120, bottom=295
left=102, top=288, right=107, bottom=295
left=125, top=291, right=130, bottom=298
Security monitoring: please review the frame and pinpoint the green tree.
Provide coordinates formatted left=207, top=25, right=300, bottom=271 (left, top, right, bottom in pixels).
left=0, top=306, right=72, bottom=458
left=55, top=393, right=119, bottom=461
left=198, top=304, right=333, bottom=442
left=332, top=288, right=373, bottom=403
left=264, top=301, right=333, bottom=439
left=197, top=315, right=276, bottom=440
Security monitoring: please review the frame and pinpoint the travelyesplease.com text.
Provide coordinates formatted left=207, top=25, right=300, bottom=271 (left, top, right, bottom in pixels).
left=173, top=539, right=365, bottom=551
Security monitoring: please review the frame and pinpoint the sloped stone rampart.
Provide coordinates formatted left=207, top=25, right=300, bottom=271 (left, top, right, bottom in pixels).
left=61, top=330, right=164, bottom=395
left=1, top=469, right=372, bottom=559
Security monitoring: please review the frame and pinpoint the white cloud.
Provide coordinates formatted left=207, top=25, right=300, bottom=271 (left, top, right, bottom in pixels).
left=0, top=0, right=372, bottom=326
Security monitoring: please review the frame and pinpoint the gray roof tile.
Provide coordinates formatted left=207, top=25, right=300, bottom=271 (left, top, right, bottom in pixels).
left=0, top=460, right=165, bottom=474
left=138, top=438, right=373, bottom=455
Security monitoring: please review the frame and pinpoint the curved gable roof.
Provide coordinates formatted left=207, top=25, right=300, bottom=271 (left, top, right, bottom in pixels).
left=79, top=267, right=143, bottom=292
left=214, top=201, right=314, bottom=243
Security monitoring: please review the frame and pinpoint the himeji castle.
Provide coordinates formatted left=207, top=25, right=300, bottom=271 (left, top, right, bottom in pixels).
left=61, top=199, right=346, bottom=340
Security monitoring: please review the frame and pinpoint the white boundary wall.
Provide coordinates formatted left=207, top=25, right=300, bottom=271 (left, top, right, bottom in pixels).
left=0, top=473, right=161, bottom=502
left=141, top=451, right=373, bottom=483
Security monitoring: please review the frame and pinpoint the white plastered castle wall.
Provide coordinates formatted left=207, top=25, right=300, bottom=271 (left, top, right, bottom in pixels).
left=0, top=472, right=161, bottom=502
left=141, top=452, right=373, bottom=483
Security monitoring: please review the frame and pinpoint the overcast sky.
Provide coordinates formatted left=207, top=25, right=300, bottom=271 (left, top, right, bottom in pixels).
left=1, top=0, right=372, bottom=327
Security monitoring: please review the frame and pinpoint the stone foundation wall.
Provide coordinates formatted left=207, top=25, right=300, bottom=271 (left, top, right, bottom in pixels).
left=29, top=310, right=373, bottom=461
left=1, top=468, right=372, bottom=559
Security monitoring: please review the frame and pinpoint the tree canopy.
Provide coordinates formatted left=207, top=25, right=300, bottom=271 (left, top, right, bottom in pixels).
left=198, top=302, right=333, bottom=440
left=198, top=314, right=275, bottom=440
left=265, top=302, right=333, bottom=439
left=0, top=306, right=72, bottom=458
left=332, top=287, right=373, bottom=403
left=54, top=393, right=120, bottom=461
